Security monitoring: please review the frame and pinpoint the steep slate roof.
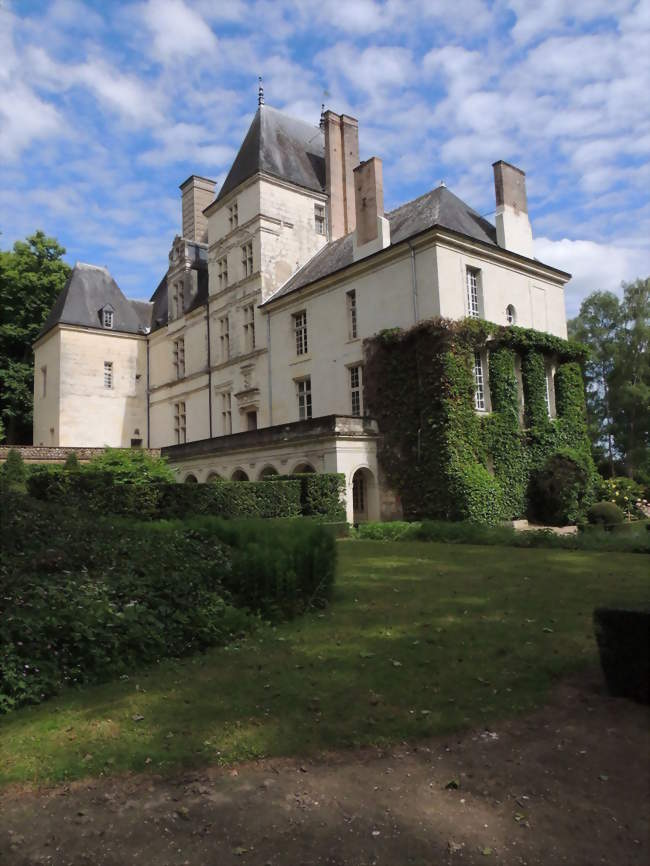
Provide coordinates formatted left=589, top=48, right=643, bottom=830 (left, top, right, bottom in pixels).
left=39, top=263, right=153, bottom=339
left=216, top=105, right=325, bottom=202
left=262, top=185, right=499, bottom=305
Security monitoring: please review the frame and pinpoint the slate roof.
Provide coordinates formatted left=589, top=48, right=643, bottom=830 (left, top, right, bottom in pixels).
left=262, top=185, right=499, bottom=305
left=38, top=263, right=153, bottom=339
left=216, top=105, right=325, bottom=202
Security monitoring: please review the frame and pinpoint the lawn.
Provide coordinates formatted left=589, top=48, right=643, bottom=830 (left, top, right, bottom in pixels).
left=0, top=540, right=648, bottom=788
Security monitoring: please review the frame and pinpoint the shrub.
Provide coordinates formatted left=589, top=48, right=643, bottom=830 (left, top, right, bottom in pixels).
left=88, top=447, right=175, bottom=484
left=588, top=501, right=625, bottom=526
left=528, top=452, right=590, bottom=525
left=593, top=607, right=650, bottom=704
left=63, top=451, right=81, bottom=471
left=157, top=480, right=302, bottom=520
left=0, top=448, right=27, bottom=491
left=598, top=476, right=645, bottom=518
left=267, top=473, right=346, bottom=521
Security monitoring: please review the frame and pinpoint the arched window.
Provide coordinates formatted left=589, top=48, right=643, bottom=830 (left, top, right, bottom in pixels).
left=293, top=462, right=316, bottom=474
left=259, top=465, right=279, bottom=479
left=506, top=304, right=516, bottom=325
left=184, top=474, right=198, bottom=484
left=231, top=469, right=249, bottom=482
left=206, top=472, right=222, bottom=483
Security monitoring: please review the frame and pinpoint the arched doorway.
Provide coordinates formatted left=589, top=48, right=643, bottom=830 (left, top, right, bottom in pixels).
left=293, top=462, right=315, bottom=474
left=259, top=465, right=279, bottom=479
left=351, top=467, right=378, bottom=523
left=231, top=469, right=249, bottom=481
left=206, top=472, right=222, bottom=483
left=184, top=473, right=198, bottom=484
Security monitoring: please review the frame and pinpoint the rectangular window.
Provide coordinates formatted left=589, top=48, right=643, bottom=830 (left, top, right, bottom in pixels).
left=545, top=366, right=554, bottom=418
left=174, top=401, right=186, bottom=444
left=221, top=391, right=232, bottom=435
left=349, top=365, right=363, bottom=416
left=246, top=410, right=258, bottom=430
left=220, top=316, right=230, bottom=361
left=466, top=267, right=481, bottom=319
left=473, top=351, right=485, bottom=411
left=173, top=337, right=185, bottom=379
left=297, top=377, right=312, bottom=420
left=41, top=366, right=47, bottom=397
left=228, top=202, right=238, bottom=231
left=103, top=309, right=113, bottom=329
left=346, top=289, right=357, bottom=339
left=314, top=203, right=326, bottom=235
left=243, top=303, right=256, bottom=352
left=217, top=256, right=228, bottom=289
left=104, top=361, right=113, bottom=390
left=293, top=310, right=308, bottom=355
left=241, top=241, right=253, bottom=278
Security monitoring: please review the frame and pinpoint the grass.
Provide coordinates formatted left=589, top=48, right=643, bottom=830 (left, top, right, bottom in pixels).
left=1, top=540, right=648, bottom=788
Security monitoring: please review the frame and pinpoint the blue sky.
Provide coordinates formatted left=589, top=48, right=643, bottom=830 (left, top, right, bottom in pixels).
left=1, top=0, right=648, bottom=316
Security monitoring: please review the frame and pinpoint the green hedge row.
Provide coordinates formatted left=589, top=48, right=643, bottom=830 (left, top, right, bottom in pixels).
left=26, top=467, right=304, bottom=520
left=266, top=473, right=346, bottom=521
left=0, top=493, right=337, bottom=713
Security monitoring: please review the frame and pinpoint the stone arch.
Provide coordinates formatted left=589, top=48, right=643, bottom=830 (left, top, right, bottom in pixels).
left=350, top=466, right=379, bottom=523
left=292, top=461, right=316, bottom=474
left=231, top=468, right=249, bottom=482
left=258, top=465, right=279, bottom=479
left=206, top=471, right=222, bottom=483
left=184, top=473, right=198, bottom=484
left=506, top=304, right=517, bottom=325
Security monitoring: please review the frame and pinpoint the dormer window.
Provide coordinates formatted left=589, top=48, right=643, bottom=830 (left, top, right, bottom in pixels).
left=101, top=306, right=114, bottom=329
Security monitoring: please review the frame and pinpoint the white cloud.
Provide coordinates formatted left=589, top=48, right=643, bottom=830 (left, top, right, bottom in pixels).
left=140, top=0, right=218, bottom=61
left=535, top=236, right=649, bottom=315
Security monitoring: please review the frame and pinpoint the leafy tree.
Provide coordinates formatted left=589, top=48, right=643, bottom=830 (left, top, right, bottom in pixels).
left=0, top=448, right=27, bottom=491
left=0, top=232, right=71, bottom=444
left=64, top=451, right=81, bottom=472
left=569, top=277, right=649, bottom=478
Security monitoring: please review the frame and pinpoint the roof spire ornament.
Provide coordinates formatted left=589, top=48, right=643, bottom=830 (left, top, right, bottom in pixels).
left=319, top=103, right=325, bottom=129
left=258, top=76, right=264, bottom=107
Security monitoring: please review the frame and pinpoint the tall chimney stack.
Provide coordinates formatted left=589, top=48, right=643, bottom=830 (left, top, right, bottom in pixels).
left=352, top=157, right=391, bottom=261
left=324, top=111, right=359, bottom=240
left=180, top=175, right=216, bottom=243
left=492, top=161, right=533, bottom=258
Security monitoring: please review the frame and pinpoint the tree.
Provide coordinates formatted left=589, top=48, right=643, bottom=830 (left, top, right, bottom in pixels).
left=0, top=232, right=71, bottom=443
left=569, top=278, right=649, bottom=478
left=568, top=291, right=620, bottom=474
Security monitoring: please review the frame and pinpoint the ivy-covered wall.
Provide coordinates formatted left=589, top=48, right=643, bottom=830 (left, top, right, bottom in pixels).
left=364, top=318, right=596, bottom=525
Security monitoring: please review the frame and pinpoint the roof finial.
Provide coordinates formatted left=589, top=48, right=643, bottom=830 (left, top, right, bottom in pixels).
left=319, top=103, right=325, bottom=129
left=258, top=76, right=264, bottom=107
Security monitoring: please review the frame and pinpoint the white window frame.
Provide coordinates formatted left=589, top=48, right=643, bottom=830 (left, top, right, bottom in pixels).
left=314, top=203, right=326, bottom=235
left=346, top=289, right=357, bottom=340
left=221, top=391, right=232, bottom=435
left=174, top=401, right=186, bottom=444
left=296, top=377, right=312, bottom=420
left=243, top=303, right=256, bottom=352
left=466, top=267, right=481, bottom=319
left=349, top=364, right=363, bottom=416
left=104, top=361, right=113, bottom=390
left=173, top=337, right=185, bottom=379
left=473, top=351, right=486, bottom=411
left=217, top=256, right=228, bottom=290
left=103, top=309, right=113, bottom=329
left=220, top=316, right=230, bottom=361
left=293, top=310, right=308, bottom=356
left=241, top=241, right=253, bottom=278
left=228, top=202, right=238, bottom=231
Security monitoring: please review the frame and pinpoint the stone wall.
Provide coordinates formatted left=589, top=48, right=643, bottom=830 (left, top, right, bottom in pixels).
left=0, top=446, right=161, bottom=465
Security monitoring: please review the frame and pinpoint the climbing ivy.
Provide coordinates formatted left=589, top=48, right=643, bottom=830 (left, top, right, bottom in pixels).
left=364, top=317, right=595, bottom=525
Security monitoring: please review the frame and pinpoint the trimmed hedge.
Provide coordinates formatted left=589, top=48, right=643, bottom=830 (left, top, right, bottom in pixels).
left=594, top=607, right=650, bottom=704
left=27, top=467, right=303, bottom=520
left=266, top=473, right=346, bottom=521
left=0, top=493, right=337, bottom=712
left=588, top=501, right=625, bottom=526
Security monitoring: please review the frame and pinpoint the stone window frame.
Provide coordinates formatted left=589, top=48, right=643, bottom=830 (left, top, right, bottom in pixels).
left=296, top=376, right=312, bottom=420
left=314, top=203, right=326, bottom=236
left=221, top=390, right=232, bottom=435
left=103, top=361, right=113, bottom=390
left=348, top=363, right=363, bottom=416
left=217, top=255, right=228, bottom=289
left=228, top=202, right=239, bottom=231
left=241, top=241, right=253, bottom=278
left=173, top=336, right=185, bottom=379
left=219, top=315, right=230, bottom=361
left=293, top=310, right=308, bottom=356
left=243, top=303, right=256, bottom=352
left=466, top=266, right=482, bottom=319
left=346, top=289, right=358, bottom=340
left=174, top=401, right=187, bottom=444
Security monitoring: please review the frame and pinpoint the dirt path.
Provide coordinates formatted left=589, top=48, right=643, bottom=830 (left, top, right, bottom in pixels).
left=1, top=671, right=648, bottom=866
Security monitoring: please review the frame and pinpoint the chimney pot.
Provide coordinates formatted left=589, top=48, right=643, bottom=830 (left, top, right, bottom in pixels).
left=492, top=160, right=533, bottom=258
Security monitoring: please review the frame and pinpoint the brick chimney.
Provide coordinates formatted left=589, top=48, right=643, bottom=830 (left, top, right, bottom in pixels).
left=492, top=161, right=533, bottom=258
left=180, top=175, right=216, bottom=243
left=324, top=111, right=359, bottom=240
left=352, top=157, right=391, bottom=261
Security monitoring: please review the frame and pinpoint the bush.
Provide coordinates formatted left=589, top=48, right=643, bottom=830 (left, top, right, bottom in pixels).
left=87, top=447, right=176, bottom=484
left=528, top=452, right=590, bottom=525
left=588, top=501, right=625, bottom=526
left=157, top=480, right=302, bottom=520
left=63, top=451, right=81, bottom=471
left=267, top=473, right=346, bottom=521
left=594, top=607, right=650, bottom=704
left=0, top=448, right=27, bottom=491
left=598, top=476, right=645, bottom=518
